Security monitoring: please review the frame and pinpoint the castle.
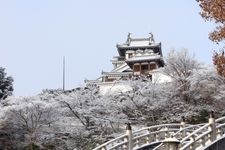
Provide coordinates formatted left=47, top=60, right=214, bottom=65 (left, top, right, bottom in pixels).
left=85, top=33, right=171, bottom=94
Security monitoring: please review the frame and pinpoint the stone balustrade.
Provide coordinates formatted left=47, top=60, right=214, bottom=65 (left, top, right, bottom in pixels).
left=93, top=112, right=225, bottom=150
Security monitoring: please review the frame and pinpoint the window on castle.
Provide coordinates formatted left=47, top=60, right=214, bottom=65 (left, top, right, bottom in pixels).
left=105, top=78, right=115, bottom=82
left=128, top=53, right=133, bottom=58
left=150, top=64, right=156, bottom=70
left=141, top=65, right=148, bottom=70
left=133, top=65, right=140, bottom=72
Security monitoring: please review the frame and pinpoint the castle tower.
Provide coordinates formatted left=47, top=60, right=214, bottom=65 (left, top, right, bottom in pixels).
left=85, top=33, right=170, bottom=94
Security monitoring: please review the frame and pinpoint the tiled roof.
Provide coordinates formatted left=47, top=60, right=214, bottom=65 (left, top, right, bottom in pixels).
left=126, top=54, right=162, bottom=62
left=111, top=62, right=131, bottom=72
left=117, top=41, right=160, bottom=49
left=102, top=71, right=132, bottom=77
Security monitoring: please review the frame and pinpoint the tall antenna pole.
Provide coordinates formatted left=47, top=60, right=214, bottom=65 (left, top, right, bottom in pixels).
left=63, top=56, right=65, bottom=91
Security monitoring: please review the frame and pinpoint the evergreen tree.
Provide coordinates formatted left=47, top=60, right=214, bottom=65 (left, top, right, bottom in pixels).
left=0, top=67, right=13, bottom=100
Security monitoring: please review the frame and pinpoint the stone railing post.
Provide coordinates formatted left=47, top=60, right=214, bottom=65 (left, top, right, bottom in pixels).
left=164, top=126, right=169, bottom=138
left=208, top=111, right=216, bottom=142
left=163, top=136, right=180, bottom=150
left=126, top=123, right=133, bottom=150
left=180, top=116, right=186, bottom=138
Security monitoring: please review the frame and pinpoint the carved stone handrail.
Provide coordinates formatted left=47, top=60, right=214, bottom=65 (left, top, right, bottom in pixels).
left=179, top=115, right=225, bottom=150
left=92, top=115, right=225, bottom=150
left=93, top=123, right=189, bottom=150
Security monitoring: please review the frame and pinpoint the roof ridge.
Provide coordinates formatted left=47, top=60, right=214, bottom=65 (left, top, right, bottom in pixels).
left=130, top=38, right=149, bottom=41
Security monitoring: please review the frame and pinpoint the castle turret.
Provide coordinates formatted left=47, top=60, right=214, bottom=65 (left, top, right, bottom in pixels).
left=85, top=33, right=170, bottom=94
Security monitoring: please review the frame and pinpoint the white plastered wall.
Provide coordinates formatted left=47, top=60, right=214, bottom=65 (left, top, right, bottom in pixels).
left=152, top=71, right=172, bottom=83
left=98, top=82, right=132, bottom=95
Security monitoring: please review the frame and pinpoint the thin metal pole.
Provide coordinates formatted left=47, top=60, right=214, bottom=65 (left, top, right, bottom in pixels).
left=63, top=56, right=65, bottom=91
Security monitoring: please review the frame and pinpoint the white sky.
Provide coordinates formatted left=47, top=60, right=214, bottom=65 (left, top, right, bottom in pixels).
left=0, top=0, right=219, bottom=96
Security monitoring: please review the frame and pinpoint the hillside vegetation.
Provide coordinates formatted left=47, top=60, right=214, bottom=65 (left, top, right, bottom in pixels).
left=1, top=49, right=225, bottom=150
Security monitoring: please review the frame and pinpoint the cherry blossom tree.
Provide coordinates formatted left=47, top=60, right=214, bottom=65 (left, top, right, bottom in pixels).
left=2, top=96, right=59, bottom=149
left=59, top=85, right=100, bottom=129
left=109, top=77, right=168, bottom=126
left=162, top=49, right=200, bottom=103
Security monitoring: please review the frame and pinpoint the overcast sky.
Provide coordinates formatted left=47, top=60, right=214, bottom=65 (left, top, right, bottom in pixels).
left=0, top=0, right=219, bottom=96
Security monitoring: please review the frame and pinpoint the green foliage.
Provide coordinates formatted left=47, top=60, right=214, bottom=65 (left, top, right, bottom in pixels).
left=23, top=143, right=40, bottom=150
left=0, top=67, right=13, bottom=100
left=187, top=109, right=209, bottom=124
